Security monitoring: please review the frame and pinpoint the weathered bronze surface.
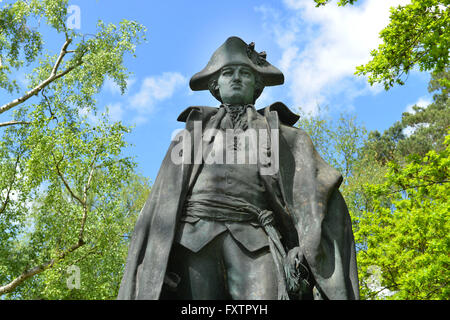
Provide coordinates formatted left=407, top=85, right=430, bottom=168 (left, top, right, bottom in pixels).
left=118, top=36, right=359, bottom=300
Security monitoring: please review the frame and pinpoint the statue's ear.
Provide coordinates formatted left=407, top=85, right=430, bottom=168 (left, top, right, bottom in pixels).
left=257, top=102, right=300, bottom=126
left=210, top=80, right=222, bottom=103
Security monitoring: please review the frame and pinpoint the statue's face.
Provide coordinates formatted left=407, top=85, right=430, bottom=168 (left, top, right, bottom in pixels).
left=217, top=64, right=256, bottom=105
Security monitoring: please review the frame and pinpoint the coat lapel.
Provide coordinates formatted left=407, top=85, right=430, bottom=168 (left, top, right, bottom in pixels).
left=184, top=107, right=226, bottom=192
left=254, top=108, right=290, bottom=211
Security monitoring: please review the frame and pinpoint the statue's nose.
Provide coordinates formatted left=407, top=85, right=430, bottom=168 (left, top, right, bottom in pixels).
left=231, top=72, right=242, bottom=82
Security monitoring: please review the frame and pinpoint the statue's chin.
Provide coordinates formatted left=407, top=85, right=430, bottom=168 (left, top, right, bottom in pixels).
left=221, top=97, right=253, bottom=106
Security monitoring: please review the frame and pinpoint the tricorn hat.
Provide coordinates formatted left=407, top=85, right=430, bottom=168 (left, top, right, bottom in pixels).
left=189, top=36, right=284, bottom=91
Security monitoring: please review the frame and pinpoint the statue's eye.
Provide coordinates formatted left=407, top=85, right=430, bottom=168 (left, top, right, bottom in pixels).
left=240, top=69, right=252, bottom=77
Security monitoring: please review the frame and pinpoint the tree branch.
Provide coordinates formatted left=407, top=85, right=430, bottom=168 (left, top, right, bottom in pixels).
left=0, top=149, right=100, bottom=295
left=424, top=281, right=449, bottom=299
left=0, top=121, right=31, bottom=128
left=51, top=38, right=72, bottom=76
left=0, top=240, right=84, bottom=295
left=0, top=149, right=101, bottom=295
left=0, top=153, right=21, bottom=215
left=52, top=152, right=84, bottom=206
left=83, top=148, right=98, bottom=203
left=366, top=284, right=398, bottom=299
left=383, top=180, right=450, bottom=195
left=41, top=90, right=58, bottom=122
left=0, top=38, right=81, bottom=116
left=78, top=148, right=98, bottom=242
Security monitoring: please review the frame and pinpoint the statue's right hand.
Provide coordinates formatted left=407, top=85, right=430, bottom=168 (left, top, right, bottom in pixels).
left=285, top=247, right=311, bottom=297
left=286, top=247, right=303, bottom=272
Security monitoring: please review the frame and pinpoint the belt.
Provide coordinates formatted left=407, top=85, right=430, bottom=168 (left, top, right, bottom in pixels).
left=183, top=203, right=258, bottom=224
left=183, top=198, right=290, bottom=300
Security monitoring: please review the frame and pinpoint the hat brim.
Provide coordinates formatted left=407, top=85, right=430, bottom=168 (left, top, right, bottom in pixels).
left=189, top=37, right=284, bottom=91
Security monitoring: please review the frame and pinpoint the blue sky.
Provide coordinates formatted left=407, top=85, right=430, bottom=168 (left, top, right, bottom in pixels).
left=2, top=0, right=432, bottom=181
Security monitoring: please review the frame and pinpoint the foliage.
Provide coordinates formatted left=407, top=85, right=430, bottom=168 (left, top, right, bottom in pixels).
left=297, top=107, right=387, bottom=243
left=356, top=133, right=450, bottom=299
left=314, top=0, right=450, bottom=90
left=302, top=1, right=450, bottom=300
left=0, top=0, right=149, bottom=299
left=354, top=71, right=449, bottom=299
left=0, top=0, right=44, bottom=93
left=365, top=68, right=449, bottom=164
left=6, top=172, right=151, bottom=300
left=298, top=96, right=449, bottom=299
left=297, top=106, right=367, bottom=178
left=314, top=0, right=357, bottom=6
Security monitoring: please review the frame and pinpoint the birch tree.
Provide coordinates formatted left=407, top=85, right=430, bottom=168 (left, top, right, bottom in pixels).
left=0, top=0, right=148, bottom=298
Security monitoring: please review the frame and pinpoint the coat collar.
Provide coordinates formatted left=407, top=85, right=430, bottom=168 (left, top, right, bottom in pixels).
left=177, top=102, right=299, bottom=127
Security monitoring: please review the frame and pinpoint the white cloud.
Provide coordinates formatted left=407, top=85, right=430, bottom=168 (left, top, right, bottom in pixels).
left=16, top=72, right=30, bottom=89
left=366, top=265, right=396, bottom=298
left=255, top=89, right=274, bottom=109
left=104, top=77, right=136, bottom=95
left=79, top=106, right=100, bottom=125
left=130, top=115, right=149, bottom=126
left=102, top=72, right=186, bottom=124
left=257, top=0, right=410, bottom=114
left=129, top=72, right=186, bottom=114
left=403, top=96, right=432, bottom=136
left=402, top=126, right=414, bottom=137
left=106, top=102, right=124, bottom=122
left=404, top=96, right=432, bottom=114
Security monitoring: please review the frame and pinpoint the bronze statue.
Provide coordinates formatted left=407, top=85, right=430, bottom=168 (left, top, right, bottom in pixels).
left=117, top=36, right=359, bottom=300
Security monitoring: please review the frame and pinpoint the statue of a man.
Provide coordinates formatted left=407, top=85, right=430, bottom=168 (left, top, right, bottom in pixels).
left=117, top=36, right=359, bottom=300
